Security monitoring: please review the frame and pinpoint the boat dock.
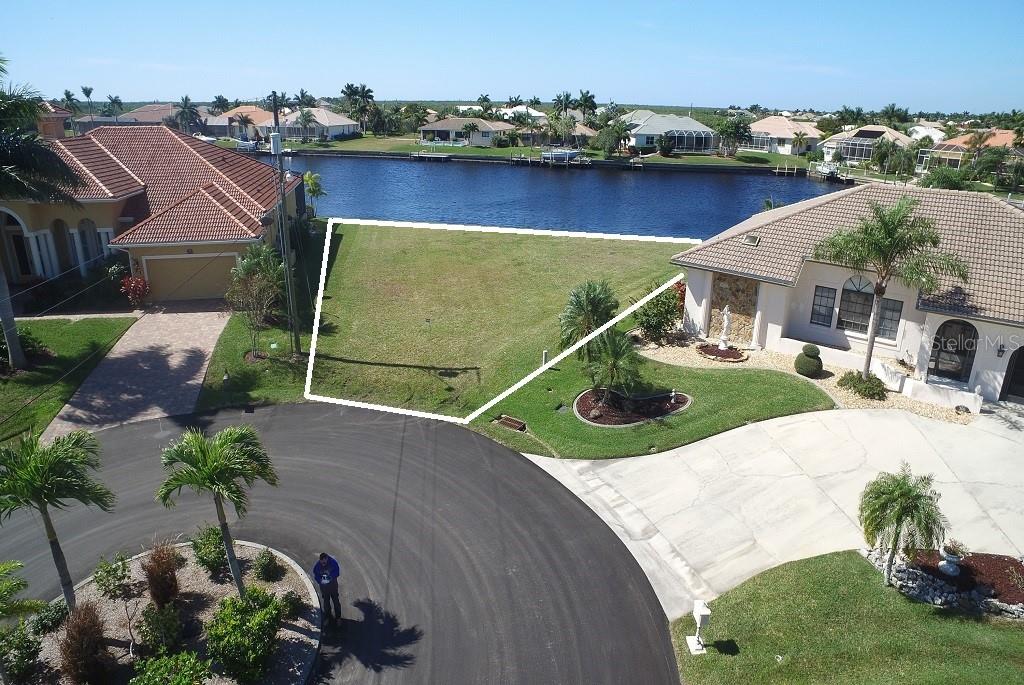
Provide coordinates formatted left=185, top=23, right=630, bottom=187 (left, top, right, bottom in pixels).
left=410, top=152, right=452, bottom=162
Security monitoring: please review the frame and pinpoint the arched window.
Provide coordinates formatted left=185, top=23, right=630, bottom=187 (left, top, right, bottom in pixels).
left=77, top=218, right=96, bottom=262
left=836, top=275, right=903, bottom=339
left=929, top=319, right=979, bottom=384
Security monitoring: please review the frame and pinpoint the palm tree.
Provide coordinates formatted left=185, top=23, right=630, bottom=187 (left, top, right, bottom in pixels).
left=175, top=95, right=200, bottom=134
left=296, top=108, right=316, bottom=140
left=80, top=85, right=94, bottom=121
left=156, top=425, right=278, bottom=597
left=505, top=95, right=523, bottom=109
left=859, top=462, right=947, bottom=585
left=576, top=89, right=597, bottom=118
left=553, top=91, right=573, bottom=116
left=296, top=88, right=316, bottom=107
left=232, top=112, right=253, bottom=141
left=0, top=559, right=46, bottom=685
left=341, top=82, right=359, bottom=109
left=813, top=197, right=968, bottom=380
left=106, top=94, right=123, bottom=122
left=0, top=57, right=83, bottom=369
left=461, top=121, right=479, bottom=144
left=791, top=130, right=808, bottom=154
left=0, top=432, right=115, bottom=609
left=210, top=94, right=230, bottom=115
left=584, top=329, right=645, bottom=404
left=60, top=89, right=80, bottom=114
left=527, top=96, right=542, bottom=109
left=303, top=171, right=325, bottom=215
left=559, top=280, right=619, bottom=361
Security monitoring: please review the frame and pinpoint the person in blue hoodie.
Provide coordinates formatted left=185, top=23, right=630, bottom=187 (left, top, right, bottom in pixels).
left=312, top=552, right=341, bottom=625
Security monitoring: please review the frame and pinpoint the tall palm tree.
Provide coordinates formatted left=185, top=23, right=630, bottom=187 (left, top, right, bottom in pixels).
left=576, top=89, right=597, bottom=117
left=232, top=112, right=254, bottom=141
left=175, top=95, right=200, bottom=134
left=296, top=108, right=316, bottom=140
left=296, top=88, right=316, bottom=107
left=584, top=329, right=645, bottom=404
left=210, top=94, right=230, bottom=115
left=341, top=82, right=359, bottom=109
left=0, top=432, right=115, bottom=609
left=106, top=94, right=122, bottom=122
left=0, top=559, right=46, bottom=685
left=156, top=425, right=278, bottom=598
left=813, top=197, right=968, bottom=380
left=505, top=95, right=523, bottom=109
left=859, top=462, right=947, bottom=585
left=303, top=171, right=325, bottom=215
left=60, top=89, right=80, bottom=114
left=791, top=130, right=808, bottom=154
left=558, top=280, right=619, bottom=361
left=527, top=96, right=542, bottom=109
left=553, top=91, right=573, bottom=116
left=461, top=121, right=479, bottom=144
left=0, top=57, right=83, bottom=369
left=80, top=85, right=94, bottom=121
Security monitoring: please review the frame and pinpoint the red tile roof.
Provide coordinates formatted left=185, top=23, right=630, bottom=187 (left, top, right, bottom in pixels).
left=47, top=126, right=299, bottom=245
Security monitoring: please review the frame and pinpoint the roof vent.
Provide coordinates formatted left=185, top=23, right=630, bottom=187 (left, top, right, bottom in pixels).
left=742, top=234, right=761, bottom=247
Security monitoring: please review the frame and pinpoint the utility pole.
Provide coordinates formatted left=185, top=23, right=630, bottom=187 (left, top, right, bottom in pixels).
left=271, top=131, right=302, bottom=355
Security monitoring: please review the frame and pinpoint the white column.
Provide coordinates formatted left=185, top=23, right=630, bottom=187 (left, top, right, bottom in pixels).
left=25, top=232, right=44, bottom=277
left=69, top=229, right=87, bottom=277
left=98, top=228, right=114, bottom=256
left=42, top=232, right=59, bottom=278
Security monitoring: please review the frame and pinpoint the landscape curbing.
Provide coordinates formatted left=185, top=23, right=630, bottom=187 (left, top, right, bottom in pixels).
left=59, top=540, right=322, bottom=684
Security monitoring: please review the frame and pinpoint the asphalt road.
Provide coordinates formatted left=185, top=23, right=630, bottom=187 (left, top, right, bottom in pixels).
left=2, top=403, right=678, bottom=684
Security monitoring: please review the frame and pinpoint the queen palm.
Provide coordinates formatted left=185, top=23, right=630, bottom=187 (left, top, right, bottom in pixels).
left=526, top=96, right=542, bottom=109
left=576, top=89, right=597, bottom=118
left=791, top=130, right=807, bottom=154
left=0, top=57, right=83, bottom=369
left=60, top=89, right=80, bottom=115
left=559, top=280, right=619, bottom=361
left=232, top=112, right=254, bottom=141
left=505, top=95, right=522, bottom=109
left=812, top=197, right=967, bottom=380
left=461, top=121, right=479, bottom=144
left=585, top=329, right=645, bottom=404
left=0, top=431, right=115, bottom=609
left=303, top=171, right=325, bottom=215
left=210, top=94, right=230, bottom=115
left=296, top=88, right=316, bottom=107
left=80, top=85, right=94, bottom=121
left=0, top=560, right=46, bottom=685
left=175, top=95, right=200, bottom=134
left=553, top=91, right=573, bottom=116
left=106, top=94, right=123, bottom=121
left=296, top=108, right=316, bottom=140
left=156, top=425, right=278, bottom=597
left=859, top=462, right=947, bottom=585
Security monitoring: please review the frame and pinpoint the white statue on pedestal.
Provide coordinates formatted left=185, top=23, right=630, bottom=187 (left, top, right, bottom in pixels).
left=718, top=305, right=732, bottom=351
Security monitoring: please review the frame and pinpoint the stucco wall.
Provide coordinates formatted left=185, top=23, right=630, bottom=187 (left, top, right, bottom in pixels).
left=682, top=268, right=712, bottom=336
left=709, top=272, right=759, bottom=345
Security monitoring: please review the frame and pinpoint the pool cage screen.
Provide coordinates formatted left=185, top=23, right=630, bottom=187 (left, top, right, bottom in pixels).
left=665, top=129, right=716, bottom=153
left=837, top=137, right=877, bottom=163
left=739, top=132, right=772, bottom=152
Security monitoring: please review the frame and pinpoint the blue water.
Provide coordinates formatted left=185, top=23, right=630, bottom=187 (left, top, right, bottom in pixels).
left=287, top=156, right=834, bottom=240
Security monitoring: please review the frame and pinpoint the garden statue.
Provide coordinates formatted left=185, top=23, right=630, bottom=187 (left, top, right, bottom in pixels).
left=718, top=305, right=732, bottom=351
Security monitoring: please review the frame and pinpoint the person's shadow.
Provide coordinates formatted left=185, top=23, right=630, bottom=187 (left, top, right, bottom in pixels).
left=317, top=598, right=423, bottom=679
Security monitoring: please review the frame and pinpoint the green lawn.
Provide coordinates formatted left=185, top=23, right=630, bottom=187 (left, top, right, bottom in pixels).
left=308, top=224, right=682, bottom=417
left=0, top=318, right=136, bottom=441
left=673, top=551, right=1024, bottom=685
left=470, top=358, right=833, bottom=459
left=644, top=151, right=808, bottom=168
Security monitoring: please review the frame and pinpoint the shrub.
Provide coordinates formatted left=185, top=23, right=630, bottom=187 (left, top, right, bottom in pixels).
left=59, top=601, right=106, bottom=685
left=279, top=590, right=304, bottom=621
left=794, top=352, right=823, bottom=378
left=141, top=544, right=179, bottom=609
left=120, top=275, right=151, bottom=307
left=207, top=586, right=282, bottom=683
left=0, top=620, right=41, bottom=684
left=919, top=165, right=971, bottom=190
left=672, top=281, right=686, bottom=318
left=801, top=343, right=820, bottom=358
left=189, top=525, right=227, bottom=577
left=0, top=328, right=44, bottom=368
left=656, top=134, right=673, bottom=156
left=139, top=603, right=182, bottom=655
left=942, top=538, right=968, bottom=557
left=631, top=284, right=678, bottom=343
left=837, top=371, right=887, bottom=400
left=94, top=551, right=131, bottom=600
left=129, top=651, right=212, bottom=685
left=29, top=599, right=68, bottom=635
left=252, top=548, right=283, bottom=582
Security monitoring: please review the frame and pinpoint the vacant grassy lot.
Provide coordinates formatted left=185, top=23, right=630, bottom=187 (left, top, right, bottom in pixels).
left=672, top=551, right=1024, bottom=685
left=308, top=224, right=683, bottom=416
left=0, top=317, right=136, bottom=441
left=644, top=151, right=807, bottom=168
left=471, top=357, right=833, bottom=459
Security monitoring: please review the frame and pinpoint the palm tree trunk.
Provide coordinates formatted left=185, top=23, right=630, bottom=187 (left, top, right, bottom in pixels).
left=41, top=505, right=76, bottom=609
left=0, top=260, right=26, bottom=369
left=214, top=495, right=246, bottom=597
left=884, top=524, right=902, bottom=586
left=862, top=291, right=883, bottom=380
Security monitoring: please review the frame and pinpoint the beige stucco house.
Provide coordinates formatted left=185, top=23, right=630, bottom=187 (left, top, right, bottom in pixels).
left=673, top=184, right=1024, bottom=412
left=1, top=121, right=302, bottom=302
left=417, top=118, right=515, bottom=146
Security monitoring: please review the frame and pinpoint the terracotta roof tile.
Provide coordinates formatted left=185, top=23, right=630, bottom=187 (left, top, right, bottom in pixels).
left=671, top=184, right=1024, bottom=326
left=110, top=182, right=262, bottom=245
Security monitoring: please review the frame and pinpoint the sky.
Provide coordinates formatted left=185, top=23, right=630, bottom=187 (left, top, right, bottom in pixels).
left=4, top=0, right=1022, bottom=113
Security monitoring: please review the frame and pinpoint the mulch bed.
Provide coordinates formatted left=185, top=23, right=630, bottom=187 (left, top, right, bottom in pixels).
left=912, top=551, right=1024, bottom=605
left=696, top=343, right=747, bottom=362
left=575, top=388, right=690, bottom=426
left=244, top=350, right=269, bottom=363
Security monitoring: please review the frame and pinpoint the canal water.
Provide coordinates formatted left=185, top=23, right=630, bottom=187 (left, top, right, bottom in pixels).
left=286, top=156, right=834, bottom=240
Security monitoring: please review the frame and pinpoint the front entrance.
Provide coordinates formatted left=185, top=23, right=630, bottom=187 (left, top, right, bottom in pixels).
left=928, top=319, right=979, bottom=384
left=1001, top=347, right=1024, bottom=402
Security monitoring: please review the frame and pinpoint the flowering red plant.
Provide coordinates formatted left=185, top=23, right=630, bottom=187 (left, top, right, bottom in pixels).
left=120, top=275, right=150, bottom=307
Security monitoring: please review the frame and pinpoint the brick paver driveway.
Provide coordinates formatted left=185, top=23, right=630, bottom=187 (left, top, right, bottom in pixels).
left=43, top=302, right=229, bottom=439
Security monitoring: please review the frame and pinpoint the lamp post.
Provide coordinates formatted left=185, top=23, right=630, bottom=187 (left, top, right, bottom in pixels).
left=271, top=132, right=301, bottom=355
left=686, top=599, right=711, bottom=655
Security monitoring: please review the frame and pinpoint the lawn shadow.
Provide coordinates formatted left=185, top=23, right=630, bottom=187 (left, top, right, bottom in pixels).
left=316, top=598, right=423, bottom=678
left=711, top=639, right=740, bottom=656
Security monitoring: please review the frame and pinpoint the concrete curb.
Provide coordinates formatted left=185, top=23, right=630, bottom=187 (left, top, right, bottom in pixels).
left=60, top=540, right=322, bottom=684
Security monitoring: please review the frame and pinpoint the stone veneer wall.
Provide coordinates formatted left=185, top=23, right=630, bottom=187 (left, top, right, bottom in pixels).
left=708, top=273, right=759, bottom=345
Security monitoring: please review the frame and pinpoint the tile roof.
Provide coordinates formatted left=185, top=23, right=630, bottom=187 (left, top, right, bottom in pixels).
left=671, top=184, right=1024, bottom=327
left=121, top=103, right=178, bottom=122
left=221, top=105, right=275, bottom=124
left=278, top=107, right=358, bottom=127
left=822, top=125, right=913, bottom=147
left=417, top=117, right=515, bottom=132
left=750, top=115, right=822, bottom=139
left=615, top=110, right=714, bottom=136
left=46, top=125, right=298, bottom=245
left=934, top=128, right=1021, bottom=153
left=40, top=101, right=72, bottom=117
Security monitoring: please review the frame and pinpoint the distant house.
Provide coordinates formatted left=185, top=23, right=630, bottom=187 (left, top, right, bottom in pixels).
left=1, top=123, right=303, bottom=302
left=219, top=105, right=275, bottom=139
left=743, top=116, right=822, bottom=155
left=615, top=110, right=716, bottom=152
left=76, top=103, right=178, bottom=133
left=39, top=102, right=72, bottom=137
left=259, top=108, right=359, bottom=140
left=673, top=184, right=1024, bottom=410
left=820, top=125, right=912, bottom=164
left=919, top=128, right=1023, bottom=170
left=908, top=121, right=946, bottom=143
left=417, top=118, right=515, bottom=146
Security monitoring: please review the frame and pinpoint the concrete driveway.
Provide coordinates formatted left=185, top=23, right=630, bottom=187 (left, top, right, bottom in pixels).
left=43, top=302, right=228, bottom=440
left=528, top=408, right=1024, bottom=620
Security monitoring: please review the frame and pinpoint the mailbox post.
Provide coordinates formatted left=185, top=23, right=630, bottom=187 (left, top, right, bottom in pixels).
left=686, top=599, right=711, bottom=655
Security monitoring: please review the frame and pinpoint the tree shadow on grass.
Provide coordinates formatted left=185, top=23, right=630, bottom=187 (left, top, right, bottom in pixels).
left=316, top=598, right=423, bottom=679
left=711, top=639, right=740, bottom=655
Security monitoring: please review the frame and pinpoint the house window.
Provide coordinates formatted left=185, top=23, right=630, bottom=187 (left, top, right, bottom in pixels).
left=644, top=135, right=655, bottom=146
left=810, top=286, right=836, bottom=327
left=836, top=276, right=902, bottom=339
left=481, top=131, right=490, bottom=138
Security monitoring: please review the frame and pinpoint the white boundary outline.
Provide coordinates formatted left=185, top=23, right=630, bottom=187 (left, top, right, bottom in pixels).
left=303, top=218, right=698, bottom=425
